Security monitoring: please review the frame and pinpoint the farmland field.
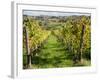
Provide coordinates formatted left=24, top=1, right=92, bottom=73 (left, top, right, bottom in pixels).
left=23, top=11, right=91, bottom=69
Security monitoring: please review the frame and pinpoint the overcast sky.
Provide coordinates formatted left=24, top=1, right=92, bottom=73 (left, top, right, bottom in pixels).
left=23, top=10, right=91, bottom=16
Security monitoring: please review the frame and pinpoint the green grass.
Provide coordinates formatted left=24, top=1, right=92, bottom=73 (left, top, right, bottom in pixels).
left=30, top=34, right=71, bottom=68
left=25, top=33, right=91, bottom=69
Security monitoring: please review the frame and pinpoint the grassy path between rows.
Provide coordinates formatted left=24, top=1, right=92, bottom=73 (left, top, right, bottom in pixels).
left=31, top=33, right=74, bottom=68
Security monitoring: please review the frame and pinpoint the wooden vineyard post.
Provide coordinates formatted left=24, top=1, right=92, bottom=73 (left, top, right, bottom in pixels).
left=24, top=26, right=31, bottom=68
left=79, top=24, right=85, bottom=63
